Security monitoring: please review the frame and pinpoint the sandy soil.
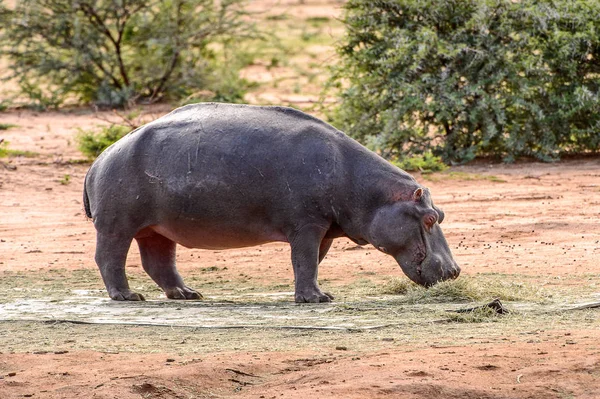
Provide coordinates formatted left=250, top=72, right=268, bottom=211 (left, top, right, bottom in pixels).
left=1, top=332, right=599, bottom=399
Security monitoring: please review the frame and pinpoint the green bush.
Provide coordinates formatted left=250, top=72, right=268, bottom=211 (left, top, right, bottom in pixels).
left=0, top=140, right=38, bottom=158
left=391, top=151, right=447, bottom=173
left=0, top=123, right=16, bottom=130
left=331, top=0, right=600, bottom=163
left=77, top=125, right=130, bottom=159
left=1, top=0, right=255, bottom=108
left=0, top=1, right=7, bottom=32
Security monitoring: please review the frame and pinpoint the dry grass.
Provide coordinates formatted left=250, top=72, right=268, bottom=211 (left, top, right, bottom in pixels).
left=379, top=276, right=549, bottom=304
left=1, top=267, right=598, bottom=355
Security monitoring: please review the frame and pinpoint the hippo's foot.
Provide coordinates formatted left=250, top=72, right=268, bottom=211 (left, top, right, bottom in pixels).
left=165, top=286, right=203, bottom=300
left=295, top=289, right=334, bottom=303
left=109, top=289, right=146, bottom=301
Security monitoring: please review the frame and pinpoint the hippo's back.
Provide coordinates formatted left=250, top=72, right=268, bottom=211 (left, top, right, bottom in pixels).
left=104, top=102, right=348, bottom=169
left=116, top=102, right=347, bottom=191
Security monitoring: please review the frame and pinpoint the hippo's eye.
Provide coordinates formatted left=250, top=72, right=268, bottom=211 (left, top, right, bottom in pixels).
left=415, top=249, right=426, bottom=263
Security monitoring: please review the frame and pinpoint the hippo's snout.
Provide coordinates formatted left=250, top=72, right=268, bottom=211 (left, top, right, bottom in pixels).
left=408, top=254, right=461, bottom=288
left=442, top=258, right=461, bottom=281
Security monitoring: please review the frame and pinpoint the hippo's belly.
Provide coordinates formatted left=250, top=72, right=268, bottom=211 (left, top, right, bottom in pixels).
left=143, top=220, right=288, bottom=250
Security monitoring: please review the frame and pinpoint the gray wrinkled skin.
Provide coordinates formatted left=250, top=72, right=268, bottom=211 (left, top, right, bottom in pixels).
left=83, top=103, right=460, bottom=303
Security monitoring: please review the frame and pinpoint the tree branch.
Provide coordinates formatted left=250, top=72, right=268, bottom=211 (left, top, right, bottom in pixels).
left=149, top=0, right=184, bottom=101
left=78, top=1, right=130, bottom=86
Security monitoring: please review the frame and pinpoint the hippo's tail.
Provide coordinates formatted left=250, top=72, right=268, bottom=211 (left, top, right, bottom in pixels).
left=83, top=173, right=92, bottom=219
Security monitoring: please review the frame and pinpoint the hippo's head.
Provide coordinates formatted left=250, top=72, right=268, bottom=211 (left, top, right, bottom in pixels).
left=368, top=187, right=460, bottom=287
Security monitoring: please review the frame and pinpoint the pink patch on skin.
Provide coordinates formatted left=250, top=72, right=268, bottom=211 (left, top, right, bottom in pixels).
left=390, top=187, right=422, bottom=202
left=424, top=213, right=437, bottom=232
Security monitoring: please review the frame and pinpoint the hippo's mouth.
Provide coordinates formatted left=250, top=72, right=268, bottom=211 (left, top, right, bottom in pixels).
left=396, top=254, right=451, bottom=288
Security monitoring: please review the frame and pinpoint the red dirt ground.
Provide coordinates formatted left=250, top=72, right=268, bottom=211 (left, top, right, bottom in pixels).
left=1, top=332, right=599, bottom=399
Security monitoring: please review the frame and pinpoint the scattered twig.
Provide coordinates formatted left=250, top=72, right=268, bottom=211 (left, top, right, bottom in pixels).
left=228, top=378, right=254, bottom=386
left=1, top=162, right=17, bottom=171
left=114, top=375, right=144, bottom=380
left=451, top=299, right=509, bottom=314
left=91, top=106, right=158, bottom=131
left=226, top=368, right=260, bottom=378
left=565, top=302, right=600, bottom=311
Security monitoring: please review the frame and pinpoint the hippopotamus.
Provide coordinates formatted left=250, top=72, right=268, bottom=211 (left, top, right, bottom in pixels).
left=83, top=103, right=460, bottom=303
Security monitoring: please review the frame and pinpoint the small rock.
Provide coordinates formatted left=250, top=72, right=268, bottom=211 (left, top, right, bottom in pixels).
left=476, top=364, right=500, bottom=371
left=335, top=346, right=347, bottom=351
left=406, top=371, right=430, bottom=377
left=8, top=372, right=16, bottom=377
left=166, top=358, right=175, bottom=363
left=54, top=351, right=69, bottom=355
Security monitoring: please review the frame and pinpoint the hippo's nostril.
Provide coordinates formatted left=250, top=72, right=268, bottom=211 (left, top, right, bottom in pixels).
left=442, top=263, right=460, bottom=280
left=451, top=264, right=461, bottom=279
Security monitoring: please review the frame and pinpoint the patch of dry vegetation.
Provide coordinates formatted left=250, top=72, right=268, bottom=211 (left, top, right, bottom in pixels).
left=379, top=276, right=550, bottom=304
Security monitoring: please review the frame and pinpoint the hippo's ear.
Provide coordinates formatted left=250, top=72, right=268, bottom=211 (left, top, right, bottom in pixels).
left=412, top=188, right=424, bottom=202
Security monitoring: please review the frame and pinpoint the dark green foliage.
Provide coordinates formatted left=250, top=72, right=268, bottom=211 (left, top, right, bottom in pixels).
left=331, top=0, right=600, bottom=163
left=0, top=1, right=7, bottom=30
left=391, top=151, right=447, bottom=173
left=1, top=0, right=254, bottom=108
left=77, top=125, right=130, bottom=159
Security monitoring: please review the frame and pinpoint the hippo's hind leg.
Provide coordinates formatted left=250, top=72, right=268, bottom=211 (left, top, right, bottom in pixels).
left=135, top=232, right=202, bottom=300
left=95, top=232, right=145, bottom=301
left=318, top=238, right=333, bottom=264
left=289, top=225, right=334, bottom=303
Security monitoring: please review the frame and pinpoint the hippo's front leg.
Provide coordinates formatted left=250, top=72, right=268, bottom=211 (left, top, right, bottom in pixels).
left=289, top=225, right=334, bottom=303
